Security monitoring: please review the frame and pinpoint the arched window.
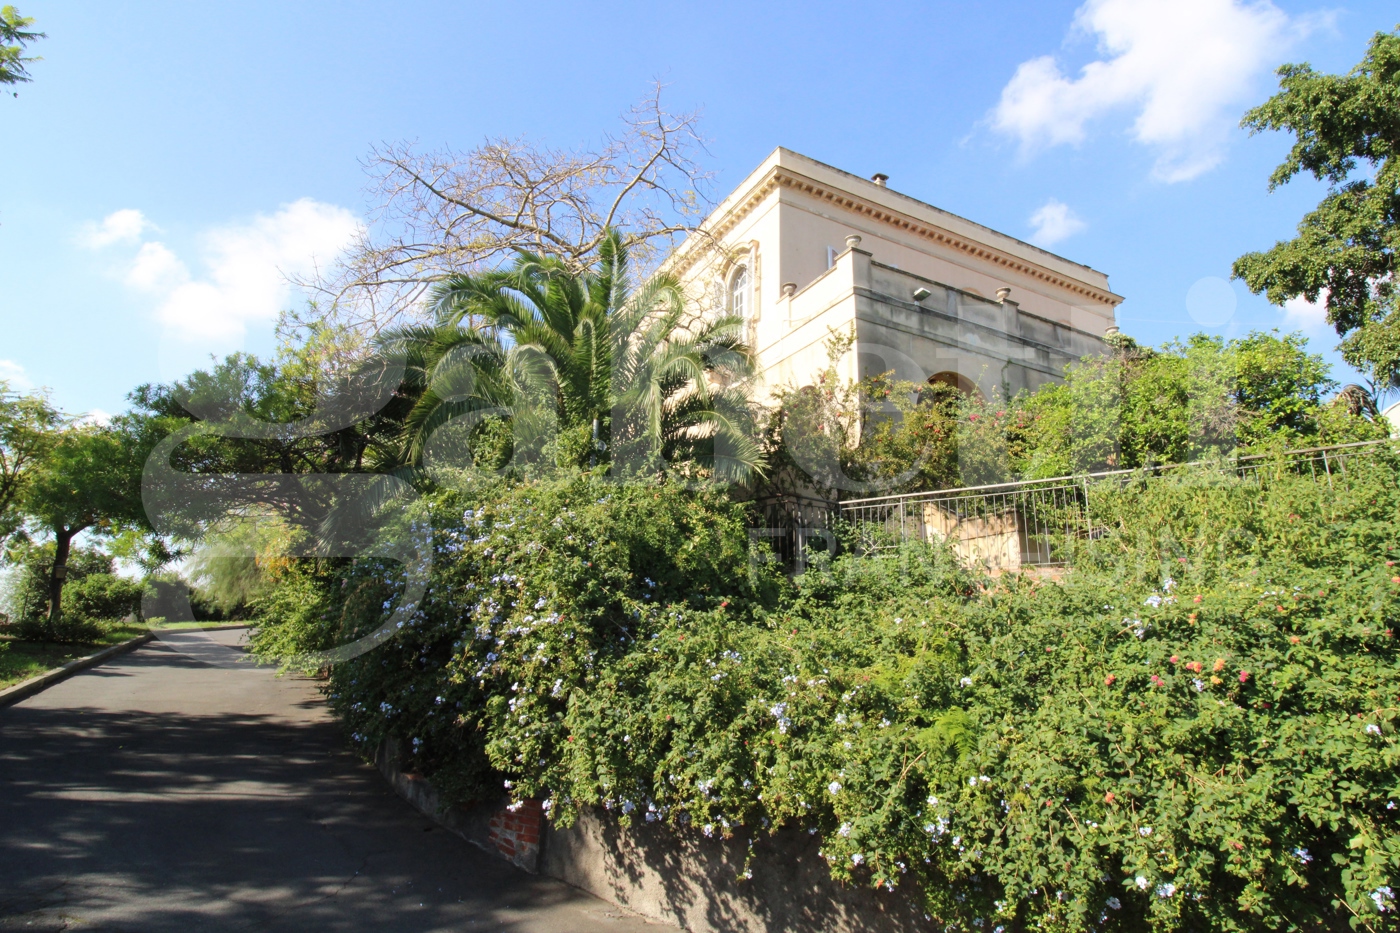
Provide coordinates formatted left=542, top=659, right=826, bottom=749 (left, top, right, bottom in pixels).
left=928, top=371, right=979, bottom=397
left=728, top=265, right=749, bottom=318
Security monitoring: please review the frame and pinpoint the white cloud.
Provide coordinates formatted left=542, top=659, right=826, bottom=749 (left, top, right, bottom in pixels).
left=79, top=209, right=154, bottom=248
left=992, top=0, right=1315, bottom=182
left=76, top=408, right=112, bottom=426
left=1283, top=292, right=1331, bottom=335
left=126, top=241, right=187, bottom=291
left=1028, top=199, right=1087, bottom=246
left=0, top=359, right=33, bottom=392
left=112, top=199, right=360, bottom=344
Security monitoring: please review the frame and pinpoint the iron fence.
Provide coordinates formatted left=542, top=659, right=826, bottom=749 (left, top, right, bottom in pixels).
left=824, top=437, right=1397, bottom=572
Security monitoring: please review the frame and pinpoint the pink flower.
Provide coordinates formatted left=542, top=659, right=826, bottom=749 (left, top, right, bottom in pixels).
left=1238, top=671, right=1250, bottom=684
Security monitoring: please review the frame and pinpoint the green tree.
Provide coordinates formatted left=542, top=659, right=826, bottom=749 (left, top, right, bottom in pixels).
left=383, top=231, right=763, bottom=480
left=21, top=426, right=146, bottom=628
left=1008, top=331, right=1380, bottom=478
left=0, top=382, right=60, bottom=542
left=1233, top=28, right=1400, bottom=387
left=0, top=6, right=43, bottom=92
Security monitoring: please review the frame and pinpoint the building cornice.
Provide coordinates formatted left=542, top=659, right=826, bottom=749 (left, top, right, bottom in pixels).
left=673, top=166, right=1124, bottom=309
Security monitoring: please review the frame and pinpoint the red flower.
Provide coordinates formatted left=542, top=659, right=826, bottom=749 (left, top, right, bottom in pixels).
left=1169, top=655, right=1179, bottom=664
left=1104, top=674, right=1116, bottom=686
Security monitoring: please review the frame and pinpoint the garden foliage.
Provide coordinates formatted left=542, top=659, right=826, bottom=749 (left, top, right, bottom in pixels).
left=761, top=329, right=1388, bottom=502
left=251, top=449, right=1400, bottom=932
left=4, top=543, right=141, bottom=642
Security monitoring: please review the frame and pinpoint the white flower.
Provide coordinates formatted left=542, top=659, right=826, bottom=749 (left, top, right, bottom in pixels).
left=1144, top=594, right=1163, bottom=608
left=838, top=822, right=852, bottom=837
left=1135, top=876, right=1150, bottom=890
left=1105, top=897, right=1121, bottom=910
left=828, top=781, right=842, bottom=795
left=1139, top=826, right=1152, bottom=836
left=851, top=853, right=864, bottom=866
left=1155, top=883, right=1176, bottom=898
left=1366, top=723, right=1383, bottom=736
left=1372, top=886, right=1395, bottom=913
left=959, top=677, right=973, bottom=687
left=1293, top=847, right=1312, bottom=864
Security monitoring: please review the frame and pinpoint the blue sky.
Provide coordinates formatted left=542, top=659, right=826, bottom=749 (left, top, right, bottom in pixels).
left=2, top=0, right=1396, bottom=417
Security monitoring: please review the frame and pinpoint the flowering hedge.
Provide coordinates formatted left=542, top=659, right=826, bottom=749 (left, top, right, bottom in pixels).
left=251, top=457, right=1400, bottom=932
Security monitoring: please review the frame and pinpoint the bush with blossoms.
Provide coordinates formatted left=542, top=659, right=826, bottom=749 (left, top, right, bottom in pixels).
left=251, top=452, right=1400, bottom=932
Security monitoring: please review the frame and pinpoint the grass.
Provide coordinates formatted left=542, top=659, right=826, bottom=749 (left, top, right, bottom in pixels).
left=0, top=619, right=253, bottom=691
left=0, top=624, right=147, bottom=691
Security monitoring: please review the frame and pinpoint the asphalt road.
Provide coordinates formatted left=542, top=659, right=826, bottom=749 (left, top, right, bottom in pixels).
left=0, top=628, right=670, bottom=932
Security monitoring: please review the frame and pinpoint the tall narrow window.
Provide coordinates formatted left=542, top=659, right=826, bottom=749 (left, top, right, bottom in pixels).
left=729, top=265, right=749, bottom=318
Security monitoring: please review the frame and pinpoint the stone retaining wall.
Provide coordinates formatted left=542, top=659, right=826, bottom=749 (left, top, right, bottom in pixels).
left=375, top=737, right=928, bottom=933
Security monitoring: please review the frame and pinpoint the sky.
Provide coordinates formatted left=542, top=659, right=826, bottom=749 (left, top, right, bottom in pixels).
left=2, top=0, right=1397, bottom=419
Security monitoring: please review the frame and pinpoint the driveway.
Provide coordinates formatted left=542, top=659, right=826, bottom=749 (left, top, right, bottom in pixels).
left=0, top=628, right=671, bottom=932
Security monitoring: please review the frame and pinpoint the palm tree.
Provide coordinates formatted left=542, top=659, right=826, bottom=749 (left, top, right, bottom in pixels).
left=379, top=231, right=763, bottom=481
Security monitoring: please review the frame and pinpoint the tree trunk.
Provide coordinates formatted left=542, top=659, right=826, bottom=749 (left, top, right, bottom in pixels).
left=46, top=527, right=74, bottom=624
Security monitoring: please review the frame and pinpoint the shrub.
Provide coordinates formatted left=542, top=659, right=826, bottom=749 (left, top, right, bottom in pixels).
left=64, top=573, right=142, bottom=624
left=250, top=453, right=1400, bottom=931
left=6, top=544, right=132, bottom=643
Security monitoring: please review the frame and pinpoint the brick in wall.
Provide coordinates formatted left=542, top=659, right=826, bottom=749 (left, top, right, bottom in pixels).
left=488, top=799, right=542, bottom=872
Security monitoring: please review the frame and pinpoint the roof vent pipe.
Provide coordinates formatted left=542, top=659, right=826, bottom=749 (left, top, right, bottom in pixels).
left=871, top=173, right=889, bottom=187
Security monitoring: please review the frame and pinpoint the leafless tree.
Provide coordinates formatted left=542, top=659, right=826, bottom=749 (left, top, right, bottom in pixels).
left=289, top=84, right=715, bottom=336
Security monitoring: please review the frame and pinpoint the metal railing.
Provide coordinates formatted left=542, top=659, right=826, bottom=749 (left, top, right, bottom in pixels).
left=748, top=493, right=840, bottom=570
left=835, top=438, right=1396, bottom=571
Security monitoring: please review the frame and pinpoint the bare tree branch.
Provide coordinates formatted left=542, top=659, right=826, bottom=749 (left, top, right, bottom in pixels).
left=288, top=82, right=716, bottom=337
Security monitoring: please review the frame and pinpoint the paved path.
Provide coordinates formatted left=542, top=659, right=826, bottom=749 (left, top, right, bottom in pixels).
left=0, top=628, right=671, bottom=932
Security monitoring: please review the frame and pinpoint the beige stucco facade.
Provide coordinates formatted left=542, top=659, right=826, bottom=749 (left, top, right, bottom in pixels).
left=668, top=148, right=1124, bottom=403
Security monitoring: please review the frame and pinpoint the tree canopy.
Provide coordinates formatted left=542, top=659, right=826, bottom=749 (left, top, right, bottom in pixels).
left=1233, top=27, right=1400, bottom=388
left=0, top=383, right=60, bottom=543
left=0, top=6, right=43, bottom=91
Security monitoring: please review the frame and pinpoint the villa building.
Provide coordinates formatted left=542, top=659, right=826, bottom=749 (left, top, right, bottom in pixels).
left=667, top=148, right=1124, bottom=402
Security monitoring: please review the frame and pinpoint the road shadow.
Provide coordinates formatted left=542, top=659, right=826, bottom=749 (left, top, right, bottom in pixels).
left=0, top=661, right=659, bottom=932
